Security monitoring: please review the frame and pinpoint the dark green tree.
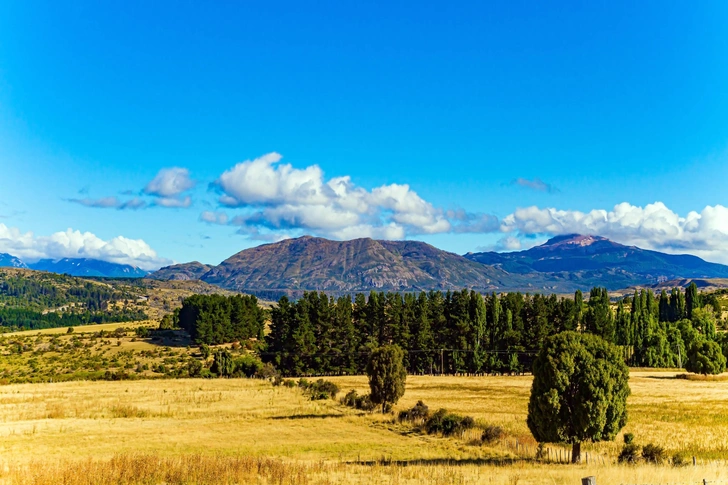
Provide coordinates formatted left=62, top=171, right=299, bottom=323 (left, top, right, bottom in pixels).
left=366, top=344, right=407, bottom=413
left=686, top=283, right=701, bottom=320
left=527, top=331, right=630, bottom=463
left=685, top=339, right=726, bottom=375
left=584, top=288, right=615, bottom=342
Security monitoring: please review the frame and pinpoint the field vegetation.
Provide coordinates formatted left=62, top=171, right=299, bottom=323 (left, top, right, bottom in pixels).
left=0, top=372, right=727, bottom=484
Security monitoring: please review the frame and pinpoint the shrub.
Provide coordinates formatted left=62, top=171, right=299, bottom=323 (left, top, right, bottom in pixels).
left=424, top=408, right=475, bottom=437
left=256, top=362, right=279, bottom=381
left=282, top=379, right=297, bottom=388
left=481, top=424, right=505, bottom=443
left=340, top=390, right=377, bottom=411
left=341, top=390, right=359, bottom=407
left=398, top=400, right=430, bottom=423
left=618, top=443, right=640, bottom=464
left=686, top=339, right=727, bottom=375
left=642, top=443, right=666, bottom=464
left=297, top=379, right=340, bottom=400
left=187, top=359, right=203, bottom=377
left=234, top=354, right=264, bottom=378
left=672, top=452, right=687, bottom=467
left=623, top=432, right=635, bottom=444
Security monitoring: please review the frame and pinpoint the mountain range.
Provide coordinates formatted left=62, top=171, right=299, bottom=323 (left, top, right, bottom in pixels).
left=0, top=255, right=148, bottom=278
left=4, top=234, right=728, bottom=295
left=147, top=234, right=728, bottom=297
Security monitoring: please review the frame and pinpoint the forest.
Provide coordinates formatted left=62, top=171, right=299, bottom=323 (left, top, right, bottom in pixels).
left=261, top=284, right=726, bottom=376
left=0, top=272, right=148, bottom=331
left=177, top=294, right=266, bottom=345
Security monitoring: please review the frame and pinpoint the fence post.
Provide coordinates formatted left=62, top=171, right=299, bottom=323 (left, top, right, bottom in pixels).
left=693, top=456, right=697, bottom=466
left=581, top=477, right=596, bottom=485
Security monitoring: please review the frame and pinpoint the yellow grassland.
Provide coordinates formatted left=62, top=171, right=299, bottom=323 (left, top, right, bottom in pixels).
left=0, top=371, right=727, bottom=484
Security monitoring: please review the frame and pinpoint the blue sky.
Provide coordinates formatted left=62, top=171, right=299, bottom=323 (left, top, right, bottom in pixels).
left=1, top=1, right=728, bottom=269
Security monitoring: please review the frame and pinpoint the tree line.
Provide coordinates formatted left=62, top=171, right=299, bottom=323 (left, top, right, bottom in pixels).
left=177, top=283, right=726, bottom=376
left=177, top=294, right=266, bottom=345
left=0, top=307, right=148, bottom=331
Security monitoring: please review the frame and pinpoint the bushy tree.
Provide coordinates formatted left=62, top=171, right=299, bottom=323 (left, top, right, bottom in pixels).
left=366, top=344, right=407, bottom=413
left=527, top=331, right=630, bottom=463
left=685, top=339, right=726, bottom=375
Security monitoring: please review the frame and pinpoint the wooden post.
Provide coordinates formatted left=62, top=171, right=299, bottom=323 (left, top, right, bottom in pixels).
left=581, top=477, right=596, bottom=485
left=693, top=456, right=697, bottom=466
left=585, top=452, right=588, bottom=465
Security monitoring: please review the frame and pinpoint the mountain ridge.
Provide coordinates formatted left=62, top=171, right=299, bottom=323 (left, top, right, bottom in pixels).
left=0, top=254, right=148, bottom=278
left=148, top=234, right=728, bottom=297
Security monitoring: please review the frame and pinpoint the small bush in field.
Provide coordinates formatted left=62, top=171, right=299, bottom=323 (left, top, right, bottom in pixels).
left=642, top=443, right=666, bottom=464
left=299, top=379, right=340, bottom=400
left=424, top=409, right=475, bottom=437
left=481, top=424, right=505, bottom=443
left=618, top=443, right=640, bottom=464
left=340, top=390, right=377, bottom=411
left=672, top=452, right=687, bottom=467
left=398, top=400, right=430, bottom=423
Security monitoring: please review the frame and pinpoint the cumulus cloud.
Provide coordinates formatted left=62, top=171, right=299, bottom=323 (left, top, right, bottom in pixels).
left=67, top=197, right=147, bottom=210
left=0, top=223, right=171, bottom=270
left=500, top=202, right=728, bottom=263
left=210, top=153, right=490, bottom=239
left=508, top=177, right=559, bottom=193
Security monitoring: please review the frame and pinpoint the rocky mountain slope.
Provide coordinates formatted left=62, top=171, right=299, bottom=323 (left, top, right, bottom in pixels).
left=149, top=234, right=728, bottom=296
left=199, top=236, right=520, bottom=297
left=465, top=234, right=728, bottom=280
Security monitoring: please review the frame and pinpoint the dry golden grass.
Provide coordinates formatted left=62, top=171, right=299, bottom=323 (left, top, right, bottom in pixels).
left=2, top=320, right=154, bottom=337
left=0, top=371, right=727, bottom=484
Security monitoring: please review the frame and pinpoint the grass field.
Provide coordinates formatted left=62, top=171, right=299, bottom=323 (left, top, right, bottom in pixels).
left=1, top=371, right=728, bottom=484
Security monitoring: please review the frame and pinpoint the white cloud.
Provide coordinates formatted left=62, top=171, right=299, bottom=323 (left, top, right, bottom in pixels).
left=67, top=197, right=147, bottom=210
left=200, top=211, right=229, bottom=225
left=69, top=168, right=196, bottom=211
left=144, top=168, right=195, bottom=198
left=154, top=196, right=192, bottom=208
left=211, top=153, right=490, bottom=239
left=500, top=202, right=728, bottom=263
left=0, top=223, right=171, bottom=270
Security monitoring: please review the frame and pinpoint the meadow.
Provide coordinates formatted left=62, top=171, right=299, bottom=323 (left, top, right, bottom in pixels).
left=0, top=371, right=727, bottom=484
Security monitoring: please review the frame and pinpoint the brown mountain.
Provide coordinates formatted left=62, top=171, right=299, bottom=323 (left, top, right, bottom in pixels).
left=193, top=236, right=524, bottom=298
left=147, top=261, right=213, bottom=281
left=147, top=234, right=728, bottom=297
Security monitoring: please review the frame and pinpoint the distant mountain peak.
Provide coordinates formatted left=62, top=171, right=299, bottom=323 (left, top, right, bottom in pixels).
left=541, top=234, right=611, bottom=248
left=0, top=253, right=28, bottom=269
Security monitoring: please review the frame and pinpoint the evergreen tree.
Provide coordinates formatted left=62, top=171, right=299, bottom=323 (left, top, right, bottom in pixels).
left=584, top=288, right=615, bottom=342
left=367, top=344, right=407, bottom=413
left=528, top=332, right=630, bottom=463
left=686, top=283, right=701, bottom=320
left=410, top=292, right=434, bottom=374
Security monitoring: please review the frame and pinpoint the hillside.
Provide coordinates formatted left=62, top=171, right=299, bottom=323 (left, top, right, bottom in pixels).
left=148, top=234, right=728, bottom=295
left=147, top=261, right=213, bottom=281
left=200, top=236, right=523, bottom=297
left=0, top=268, right=244, bottom=331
